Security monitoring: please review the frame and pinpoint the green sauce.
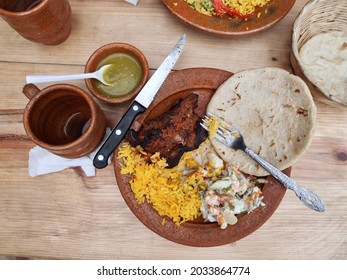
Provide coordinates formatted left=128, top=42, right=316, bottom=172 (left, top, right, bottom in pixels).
left=96, top=53, right=143, bottom=98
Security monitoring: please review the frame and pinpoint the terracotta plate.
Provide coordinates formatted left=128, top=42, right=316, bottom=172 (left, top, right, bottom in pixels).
left=114, top=68, right=289, bottom=247
left=161, top=0, right=296, bottom=36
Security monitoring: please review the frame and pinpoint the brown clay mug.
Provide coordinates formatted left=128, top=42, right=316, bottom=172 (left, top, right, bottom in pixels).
left=23, top=83, right=106, bottom=158
left=0, top=0, right=72, bottom=45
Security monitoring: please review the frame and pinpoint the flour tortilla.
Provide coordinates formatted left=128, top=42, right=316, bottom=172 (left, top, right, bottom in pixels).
left=299, top=31, right=347, bottom=104
left=207, top=67, right=316, bottom=176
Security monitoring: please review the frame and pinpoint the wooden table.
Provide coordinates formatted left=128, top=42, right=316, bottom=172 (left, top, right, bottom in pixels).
left=0, top=0, right=346, bottom=260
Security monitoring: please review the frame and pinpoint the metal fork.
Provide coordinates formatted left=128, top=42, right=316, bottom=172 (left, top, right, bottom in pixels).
left=201, top=113, right=326, bottom=212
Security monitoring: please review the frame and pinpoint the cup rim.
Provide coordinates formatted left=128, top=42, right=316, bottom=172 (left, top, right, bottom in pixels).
left=0, top=0, right=48, bottom=16
left=84, top=42, right=149, bottom=104
left=23, top=83, right=100, bottom=152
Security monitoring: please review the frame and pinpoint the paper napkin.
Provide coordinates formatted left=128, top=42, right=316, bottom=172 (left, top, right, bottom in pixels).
left=124, top=0, right=139, bottom=5
left=28, top=128, right=111, bottom=177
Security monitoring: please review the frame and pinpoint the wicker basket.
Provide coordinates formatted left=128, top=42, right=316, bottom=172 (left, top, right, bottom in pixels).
left=291, top=0, right=347, bottom=108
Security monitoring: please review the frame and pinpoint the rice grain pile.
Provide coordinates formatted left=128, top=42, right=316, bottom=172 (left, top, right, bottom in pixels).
left=118, top=142, right=202, bottom=225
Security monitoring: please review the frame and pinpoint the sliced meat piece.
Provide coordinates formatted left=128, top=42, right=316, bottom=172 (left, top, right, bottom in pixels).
left=128, top=93, right=207, bottom=167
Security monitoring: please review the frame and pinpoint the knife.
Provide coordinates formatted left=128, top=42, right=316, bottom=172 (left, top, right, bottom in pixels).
left=93, top=34, right=186, bottom=169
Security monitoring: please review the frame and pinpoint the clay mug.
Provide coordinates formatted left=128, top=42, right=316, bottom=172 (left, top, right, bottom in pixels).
left=22, top=83, right=106, bottom=158
left=0, top=0, right=72, bottom=45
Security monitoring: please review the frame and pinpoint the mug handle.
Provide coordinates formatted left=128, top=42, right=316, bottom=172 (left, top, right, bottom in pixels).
left=23, top=84, right=40, bottom=99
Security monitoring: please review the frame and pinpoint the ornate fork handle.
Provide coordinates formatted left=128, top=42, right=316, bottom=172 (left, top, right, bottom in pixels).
left=245, top=147, right=326, bottom=212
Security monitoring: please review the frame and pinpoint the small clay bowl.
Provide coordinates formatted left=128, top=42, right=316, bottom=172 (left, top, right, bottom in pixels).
left=85, top=43, right=149, bottom=104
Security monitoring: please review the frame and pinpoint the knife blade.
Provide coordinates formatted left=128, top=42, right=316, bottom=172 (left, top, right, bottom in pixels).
left=93, top=34, right=186, bottom=169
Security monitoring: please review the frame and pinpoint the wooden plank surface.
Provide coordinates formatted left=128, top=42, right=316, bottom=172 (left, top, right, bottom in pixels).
left=0, top=0, right=346, bottom=259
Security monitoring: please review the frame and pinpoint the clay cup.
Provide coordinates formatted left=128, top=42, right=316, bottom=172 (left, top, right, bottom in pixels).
left=23, top=83, right=106, bottom=158
left=0, top=0, right=72, bottom=45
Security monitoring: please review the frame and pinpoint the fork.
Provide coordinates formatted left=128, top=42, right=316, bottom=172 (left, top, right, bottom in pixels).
left=201, top=113, right=326, bottom=212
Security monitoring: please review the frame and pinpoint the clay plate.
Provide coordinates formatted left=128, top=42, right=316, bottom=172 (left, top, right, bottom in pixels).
left=113, top=68, right=289, bottom=246
left=161, top=0, right=296, bottom=36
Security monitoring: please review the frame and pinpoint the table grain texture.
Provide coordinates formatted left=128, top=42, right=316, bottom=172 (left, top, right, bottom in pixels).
left=0, top=0, right=346, bottom=260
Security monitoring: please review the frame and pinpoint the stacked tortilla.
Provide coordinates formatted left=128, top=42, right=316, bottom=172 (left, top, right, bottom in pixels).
left=299, top=31, right=347, bottom=105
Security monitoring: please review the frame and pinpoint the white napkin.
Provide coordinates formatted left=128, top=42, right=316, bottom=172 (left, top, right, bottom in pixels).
left=28, top=128, right=111, bottom=177
left=124, top=0, right=139, bottom=5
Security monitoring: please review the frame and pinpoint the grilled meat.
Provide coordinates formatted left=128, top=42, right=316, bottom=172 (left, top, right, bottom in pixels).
left=128, top=93, right=207, bottom=167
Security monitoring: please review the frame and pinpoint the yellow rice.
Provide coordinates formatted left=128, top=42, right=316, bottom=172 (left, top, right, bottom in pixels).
left=117, top=142, right=202, bottom=225
left=185, top=0, right=271, bottom=16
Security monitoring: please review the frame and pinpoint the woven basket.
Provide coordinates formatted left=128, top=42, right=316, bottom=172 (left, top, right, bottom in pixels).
left=291, top=0, right=347, bottom=108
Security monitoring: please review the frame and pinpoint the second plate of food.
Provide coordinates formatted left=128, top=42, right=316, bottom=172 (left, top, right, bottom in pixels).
left=161, top=0, right=296, bottom=36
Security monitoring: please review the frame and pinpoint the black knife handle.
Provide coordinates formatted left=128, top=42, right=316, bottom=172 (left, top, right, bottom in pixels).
left=93, top=101, right=146, bottom=169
